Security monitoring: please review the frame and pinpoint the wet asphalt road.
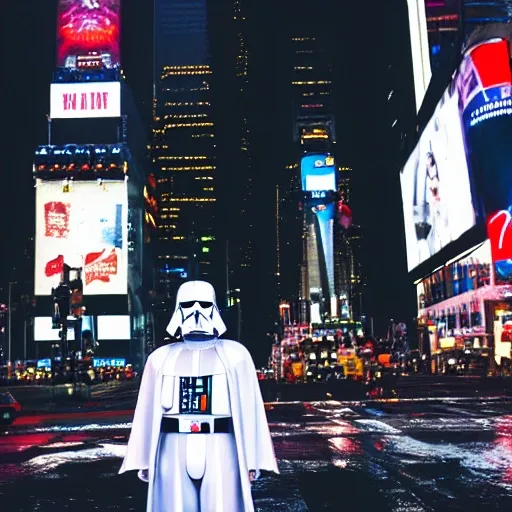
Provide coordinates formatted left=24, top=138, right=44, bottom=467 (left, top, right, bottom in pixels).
left=1, top=397, right=512, bottom=511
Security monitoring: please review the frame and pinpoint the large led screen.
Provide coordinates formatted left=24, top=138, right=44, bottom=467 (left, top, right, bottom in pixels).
left=34, top=181, right=128, bottom=296
left=407, top=0, right=432, bottom=111
left=57, top=0, right=121, bottom=69
left=416, top=241, right=492, bottom=310
left=312, top=203, right=335, bottom=297
left=456, top=39, right=512, bottom=281
left=34, top=317, right=76, bottom=342
left=400, top=83, right=477, bottom=272
left=301, top=155, right=336, bottom=192
left=34, top=315, right=93, bottom=341
left=97, top=315, right=131, bottom=340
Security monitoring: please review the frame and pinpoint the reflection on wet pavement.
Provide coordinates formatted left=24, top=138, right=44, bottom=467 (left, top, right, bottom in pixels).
left=1, top=399, right=512, bottom=510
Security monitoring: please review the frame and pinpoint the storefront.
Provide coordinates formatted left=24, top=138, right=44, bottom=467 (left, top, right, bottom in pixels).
left=416, top=241, right=512, bottom=374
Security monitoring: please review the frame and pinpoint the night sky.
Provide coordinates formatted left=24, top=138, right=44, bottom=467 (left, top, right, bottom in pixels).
left=0, top=0, right=416, bottom=348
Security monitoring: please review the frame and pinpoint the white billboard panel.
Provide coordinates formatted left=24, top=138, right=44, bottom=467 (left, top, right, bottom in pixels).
left=97, top=315, right=131, bottom=340
left=34, top=317, right=75, bottom=342
left=50, top=82, right=121, bottom=119
left=33, top=315, right=94, bottom=341
left=407, top=0, right=432, bottom=111
left=34, top=180, right=128, bottom=296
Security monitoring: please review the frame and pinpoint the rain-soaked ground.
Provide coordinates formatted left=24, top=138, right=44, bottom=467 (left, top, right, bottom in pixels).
left=2, top=396, right=512, bottom=511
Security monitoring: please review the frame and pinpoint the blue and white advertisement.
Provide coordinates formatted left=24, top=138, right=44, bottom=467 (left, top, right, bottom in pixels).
left=301, top=154, right=337, bottom=314
left=301, top=154, right=336, bottom=192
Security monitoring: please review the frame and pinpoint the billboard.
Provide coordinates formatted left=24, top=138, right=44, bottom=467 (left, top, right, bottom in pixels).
left=34, top=180, right=128, bottom=296
left=400, top=82, right=477, bottom=272
left=301, top=155, right=336, bottom=192
left=312, top=202, right=335, bottom=297
left=97, top=315, right=131, bottom=340
left=56, top=0, right=121, bottom=69
left=301, top=154, right=337, bottom=317
left=416, top=241, right=492, bottom=310
left=93, top=358, right=126, bottom=368
left=407, top=0, right=433, bottom=111
left=456, top=39, right=512, bottom=281
left=50, top=82, right=121, bottom=119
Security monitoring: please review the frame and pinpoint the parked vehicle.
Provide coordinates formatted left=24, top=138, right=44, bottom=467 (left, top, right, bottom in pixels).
left=0, top=392, right=22, bottom=425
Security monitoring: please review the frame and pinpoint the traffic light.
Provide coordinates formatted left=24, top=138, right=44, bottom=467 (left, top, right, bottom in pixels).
left=52, top=284, right=71, bottom=327
left=69, top=276, right=83, bottom=318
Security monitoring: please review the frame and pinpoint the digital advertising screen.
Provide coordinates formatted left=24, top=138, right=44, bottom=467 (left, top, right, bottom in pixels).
left=159, top=266, right=188, bottom=279
left=56, top=0, right=121, bottom=69
left=34, top=181, right=128, bottom=296
left=400, top=83, right=477, bottom=272
left=418, top=241, right=492, bottom=310
left=34, top=317, right=75, bottom=342
left=50, top=82, right=121, bottom=119
left=312, top=202, right=335, bottom=297
left=97, top=315, right=131, bottom=340
left=455, top=39, right=512, bottom=281
left=406, top=0, right=432, bottom=111
left=33, top=315, right=94, bottom=341
left=301, top=155, right=336, bottom=192
left=488, top=209, right=512, bottom=284
left=93, top=358, right=126, bottom=368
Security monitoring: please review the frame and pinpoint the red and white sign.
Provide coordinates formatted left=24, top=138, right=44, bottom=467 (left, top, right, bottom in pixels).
left=487, top=210, right=512, bottom=262
left=84, top=249, right=119, bottom=286
left=50, top=82, right=121, bottom=119
left=34, top=181, right=128, bottom=296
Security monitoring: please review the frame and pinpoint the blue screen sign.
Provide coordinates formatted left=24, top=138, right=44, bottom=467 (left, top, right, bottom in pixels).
left=37, top=359, right=52, bottom=368
left=93, top=358, right=126, bottom=368
left=301, top=154, right=336, bottom=192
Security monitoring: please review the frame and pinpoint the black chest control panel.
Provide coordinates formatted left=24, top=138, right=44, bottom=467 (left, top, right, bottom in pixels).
left=179, top=376, right=213, bottom=414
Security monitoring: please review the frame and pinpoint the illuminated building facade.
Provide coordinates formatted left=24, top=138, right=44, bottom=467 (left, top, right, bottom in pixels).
left=336, top=167, right=364, bottom=320
left=152, top=0, right=217, bottom=327
left=27, top=0, right=149, bottom=365
left=290, top=32, right=335, bottom=149
left=424, top=0, right=462, bottom=74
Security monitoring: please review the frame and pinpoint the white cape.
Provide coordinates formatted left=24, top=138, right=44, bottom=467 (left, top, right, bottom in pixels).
left=119, top=339, right=279, bottom=512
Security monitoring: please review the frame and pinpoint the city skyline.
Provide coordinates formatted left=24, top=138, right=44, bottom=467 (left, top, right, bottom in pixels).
left=3, top=5, right=512, bottom=511
left=2, top=0, right=417, bottom=361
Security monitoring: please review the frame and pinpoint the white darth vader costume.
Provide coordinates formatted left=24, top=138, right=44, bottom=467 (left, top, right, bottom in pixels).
left=119, top=281, right=278, bottom=512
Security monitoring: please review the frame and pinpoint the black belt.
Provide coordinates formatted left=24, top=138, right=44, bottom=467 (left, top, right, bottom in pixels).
left=161, top=416, right=233, bottom=434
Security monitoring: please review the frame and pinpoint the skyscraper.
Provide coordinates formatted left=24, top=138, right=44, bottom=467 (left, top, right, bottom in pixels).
left=152, top=0, right=218, bottom=327
left=31, top=0, right=148, bottom=365
left=275, top=0, right=365, bottom=324
left=222, top=0, right=255, bottom=328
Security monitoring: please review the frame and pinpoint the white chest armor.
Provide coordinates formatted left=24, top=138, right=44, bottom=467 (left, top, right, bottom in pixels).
left=161, top=345, right=231, bottom=417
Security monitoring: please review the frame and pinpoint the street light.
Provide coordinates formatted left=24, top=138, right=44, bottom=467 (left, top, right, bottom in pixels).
left=8, top=281, right=16, bottom=363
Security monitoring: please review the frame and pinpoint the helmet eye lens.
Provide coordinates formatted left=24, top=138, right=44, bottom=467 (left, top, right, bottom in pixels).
left=180, top=301, right=213, bottom=309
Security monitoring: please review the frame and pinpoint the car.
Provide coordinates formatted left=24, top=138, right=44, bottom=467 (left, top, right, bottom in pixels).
left=0, top=392, right=22, bottom=425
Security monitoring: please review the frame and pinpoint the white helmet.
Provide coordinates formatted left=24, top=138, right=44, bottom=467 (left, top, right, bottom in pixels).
left=166, top=281, right=227, bottom=338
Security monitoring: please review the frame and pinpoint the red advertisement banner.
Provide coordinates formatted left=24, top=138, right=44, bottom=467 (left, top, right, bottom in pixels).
left=84, top=249, right=118, bottom=285
left=44, top=202, right=70, bottom=239
left=45, top=255, right=65, bottom=278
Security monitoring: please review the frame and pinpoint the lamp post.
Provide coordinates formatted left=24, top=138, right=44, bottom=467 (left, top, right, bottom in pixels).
left=8, top=281, right=16, bottom=363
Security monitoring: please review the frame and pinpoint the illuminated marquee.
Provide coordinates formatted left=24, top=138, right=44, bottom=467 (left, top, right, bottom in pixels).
left=50, top=82, right=121, bottom=119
